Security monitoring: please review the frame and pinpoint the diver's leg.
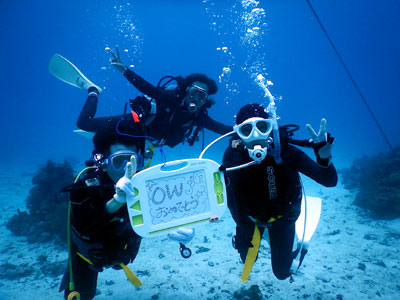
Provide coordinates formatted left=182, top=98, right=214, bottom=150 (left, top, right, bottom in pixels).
left=234, top=224, right=265, bottom=263
left=63, top=254, right=99, bottom=300
left=268, top=220, right=296, bottom=280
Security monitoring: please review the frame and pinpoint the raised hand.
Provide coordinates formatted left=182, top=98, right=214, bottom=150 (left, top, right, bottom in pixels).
left=306, top=118, right=334, bottom=166
left=306, top=118, right=328, bottom=143
left=105, top=46, right=127, bottom=74
left=114, top=156, right=137, bottom=204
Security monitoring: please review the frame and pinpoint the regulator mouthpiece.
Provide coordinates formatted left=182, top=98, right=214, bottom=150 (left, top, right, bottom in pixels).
left=248, top=144, right=267, bottom=162
left=188, top=102, right=197, bottom=112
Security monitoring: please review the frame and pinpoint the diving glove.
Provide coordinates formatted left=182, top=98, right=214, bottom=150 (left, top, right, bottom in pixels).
left=106, top=46, right=128, bottom=74
left=168, top=228, right=195, bottom=243
left=114, top=156, right=137, bottom=204
left=306, top=118, right=334, bottom=167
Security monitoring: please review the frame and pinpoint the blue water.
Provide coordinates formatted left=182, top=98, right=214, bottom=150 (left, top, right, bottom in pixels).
left=1, top=0, right=399, bottom=170
left=0, top=0, right=399, bottom=299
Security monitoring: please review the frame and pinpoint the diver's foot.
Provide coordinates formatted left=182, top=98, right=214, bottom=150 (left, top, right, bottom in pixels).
left=76, top=76, right=102, bottom=94
left=88, top=86, right=101, bottom=95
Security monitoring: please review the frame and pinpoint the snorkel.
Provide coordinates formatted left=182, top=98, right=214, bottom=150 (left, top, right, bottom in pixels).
left=255, top=74, right=282, bottom=164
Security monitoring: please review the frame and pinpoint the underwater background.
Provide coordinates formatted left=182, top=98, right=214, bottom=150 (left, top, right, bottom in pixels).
left=0, top=1, right=399, bottom=299
left=1, top=0, right=399, bottom=169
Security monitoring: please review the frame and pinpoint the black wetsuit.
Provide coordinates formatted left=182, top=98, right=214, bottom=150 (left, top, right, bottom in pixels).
left=77, top=68, right=232, bottom=148
left=59, top=168, right=141, bottom=300
left=222, top=141, right=337, bottom=280
left=77, top=90, right=140, bottom=133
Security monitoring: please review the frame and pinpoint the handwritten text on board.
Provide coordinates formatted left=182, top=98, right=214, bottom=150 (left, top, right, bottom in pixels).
left=145, top=170, right=211, bottom=225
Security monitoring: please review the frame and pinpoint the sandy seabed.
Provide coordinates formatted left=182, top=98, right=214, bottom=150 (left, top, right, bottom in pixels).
left=0, top=167, right=399, bottom=300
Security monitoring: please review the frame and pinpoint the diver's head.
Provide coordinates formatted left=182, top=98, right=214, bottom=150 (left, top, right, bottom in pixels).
left=184, top=81, right=209, bottom=112
left=93, top=129, right=144, bottom=182
left=236, top=103, right=269, bottom=124
left=234, top=104, right=273, bottom=162
left=183, top=73, right=218, bottom=113
left=102, top=144, right=144, bottom=183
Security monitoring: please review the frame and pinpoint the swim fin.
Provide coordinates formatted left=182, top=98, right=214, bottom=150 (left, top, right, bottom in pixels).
left=120, top=263, right=142, bottom=287
left=290, top=195, right=322, bottom=274
left=295, top=195, right=322, bottom=243
left=49, top=54, right=102, bottom=93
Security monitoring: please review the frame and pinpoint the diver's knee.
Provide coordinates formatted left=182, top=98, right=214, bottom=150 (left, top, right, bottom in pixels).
left=272, top=268, right=290, bottom=280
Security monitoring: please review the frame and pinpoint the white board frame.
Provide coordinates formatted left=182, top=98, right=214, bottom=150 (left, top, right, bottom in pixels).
left=127, top=158, right=227, bottom=237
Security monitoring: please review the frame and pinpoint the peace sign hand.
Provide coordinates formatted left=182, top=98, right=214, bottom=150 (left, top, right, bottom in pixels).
left=105, top=46, right=127, bottom=74
left=114, top=156, right=137, bottom=204
left=306, top=118, right=335, bottom=167
left=306, top=118, right=328, bottom=143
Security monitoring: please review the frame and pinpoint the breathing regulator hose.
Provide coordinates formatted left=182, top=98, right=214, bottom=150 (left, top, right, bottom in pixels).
left=67, top=167, right=96, bottom=300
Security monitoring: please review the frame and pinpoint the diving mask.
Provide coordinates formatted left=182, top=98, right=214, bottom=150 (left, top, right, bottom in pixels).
left=104, top=150, right=144, bottom=173
left=234, top=117, right=273, bottom=162
left=186, top=85, right=208, bottom=112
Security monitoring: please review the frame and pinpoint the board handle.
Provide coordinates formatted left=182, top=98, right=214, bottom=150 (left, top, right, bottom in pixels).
left=160, top=160, right=189, bottom=172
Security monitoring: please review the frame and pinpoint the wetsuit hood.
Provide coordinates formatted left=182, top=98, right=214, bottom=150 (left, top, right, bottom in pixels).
left=236, top=103, right=270, bottom=125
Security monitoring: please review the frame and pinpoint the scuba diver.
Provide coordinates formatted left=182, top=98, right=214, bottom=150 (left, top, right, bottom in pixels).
left=59, top=128, right=145, bottom=300
left=77, top=46, right=232, bottom=148
left=221, top=103, right=337, bottom=280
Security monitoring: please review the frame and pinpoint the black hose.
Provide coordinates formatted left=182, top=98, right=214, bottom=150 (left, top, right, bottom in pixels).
left=305, top=0, right=395, bottom=153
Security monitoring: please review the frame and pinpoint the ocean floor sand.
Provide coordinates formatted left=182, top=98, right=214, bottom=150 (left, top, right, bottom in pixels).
left=0, top=167, right=399, bottom=300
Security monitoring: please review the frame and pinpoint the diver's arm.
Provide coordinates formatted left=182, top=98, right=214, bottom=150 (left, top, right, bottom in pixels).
left=124, top=68, right=180, bottom=107
left=224, top=171, right=257, bottom=250
left=123, top=68, right=159, bottom=97
left=108, top=46, right=158, bottom=97
left=106, top=197, right=124, bottom=213
left=197, top=113, right=233, bottom=135
left=69, top=182, right=112, bottom=233
left=222, top=148, right=254, bottom=225
left=290, top=145, right=338, bottom=187
left=108, top=46, right=180, bottom=107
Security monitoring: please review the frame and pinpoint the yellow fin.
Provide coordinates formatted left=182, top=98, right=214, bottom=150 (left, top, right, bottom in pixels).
left=240, top=225, right=261, bottom=282
left=120, top=263, right=142, bottom=287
